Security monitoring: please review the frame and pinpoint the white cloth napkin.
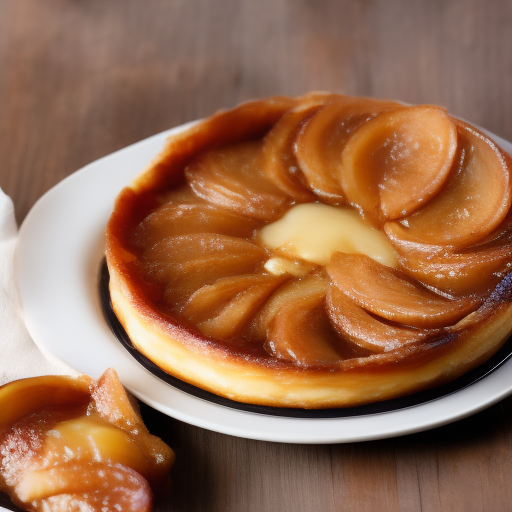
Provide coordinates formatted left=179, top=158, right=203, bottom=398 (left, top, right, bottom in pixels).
left=0, top=188, right=76, bottom=385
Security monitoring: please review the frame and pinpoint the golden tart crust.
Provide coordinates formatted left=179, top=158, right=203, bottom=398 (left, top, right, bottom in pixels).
left=105, top=93, right=512, bottom=409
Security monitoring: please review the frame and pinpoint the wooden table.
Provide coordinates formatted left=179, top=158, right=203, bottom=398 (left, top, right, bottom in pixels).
left=2, top=1, right=512, bottom=510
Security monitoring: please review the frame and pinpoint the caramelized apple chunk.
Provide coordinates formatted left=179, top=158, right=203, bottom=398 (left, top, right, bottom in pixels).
left=0, top=374, right=91, bottom=432
left=91, top=368, right=174, bottom=490
left=132, top=202, right=262, bottom=248
left=0, top=369, right=174, bottom=512
left=16, top=463, right=152, bottom=512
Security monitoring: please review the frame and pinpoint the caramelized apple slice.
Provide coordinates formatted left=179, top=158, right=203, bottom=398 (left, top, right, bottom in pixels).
left=42, top=415, right=150, bottom=480
left=294, top=97, right=400, bottom=203
left=185, top=141, right=291, bottom=221
left=181, top=274, right=288, bottom=339
left=326, top=253, right=479, bottom=328
left=341, top=105, right=457, bottom=222
left=394, top=239, right=512, bottom=296
left=385, top=121, right=512, bottom=248
left=263, top=103, right=322, bottom=201
left=141, top=233, right=267, bottom=305
left=92, top=368, right=174, bottom=490
left=133, top=202, right=262, bottom=248
left=326, top=285, right=432, bottom=352
left=266, top=280, right=344, bottom=365
left=158, top=183, right=205, bottom=205
left=0, top=375, right=91, bottom=432
left=16, top=462, right=152, bottom=512
left=251, top=273, right=327, bottom=340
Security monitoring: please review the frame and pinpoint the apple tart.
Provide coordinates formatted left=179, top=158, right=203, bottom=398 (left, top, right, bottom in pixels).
left=105, top=93, right=512, bottom=409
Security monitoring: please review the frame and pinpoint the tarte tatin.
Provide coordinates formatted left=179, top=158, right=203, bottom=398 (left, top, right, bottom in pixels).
left=105, top=93, right=512, bottom=409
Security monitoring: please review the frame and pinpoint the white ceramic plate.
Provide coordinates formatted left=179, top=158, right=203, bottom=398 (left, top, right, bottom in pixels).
left=16, top=122, right=512, bottom=444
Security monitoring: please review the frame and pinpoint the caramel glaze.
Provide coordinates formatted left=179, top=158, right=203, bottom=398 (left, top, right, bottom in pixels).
left=105, top=93, right=512, bottom=408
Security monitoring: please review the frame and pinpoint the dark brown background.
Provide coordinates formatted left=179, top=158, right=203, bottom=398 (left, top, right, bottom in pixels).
left=2, top=1, right=512, bottom=511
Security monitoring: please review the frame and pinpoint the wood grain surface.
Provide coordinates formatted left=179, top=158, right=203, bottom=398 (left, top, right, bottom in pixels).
left=2, top=1, right=512, bottom=511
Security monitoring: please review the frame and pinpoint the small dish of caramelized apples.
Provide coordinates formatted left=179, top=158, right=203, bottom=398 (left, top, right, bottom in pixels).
left=0, top=369, right=174, bottom=512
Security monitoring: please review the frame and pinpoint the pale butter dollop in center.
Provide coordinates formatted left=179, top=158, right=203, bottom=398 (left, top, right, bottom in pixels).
left=258, top=203, right=398, bottom=269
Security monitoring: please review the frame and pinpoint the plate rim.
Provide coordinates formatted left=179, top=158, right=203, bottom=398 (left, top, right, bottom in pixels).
left=15, top=121, right=512, bottom=444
